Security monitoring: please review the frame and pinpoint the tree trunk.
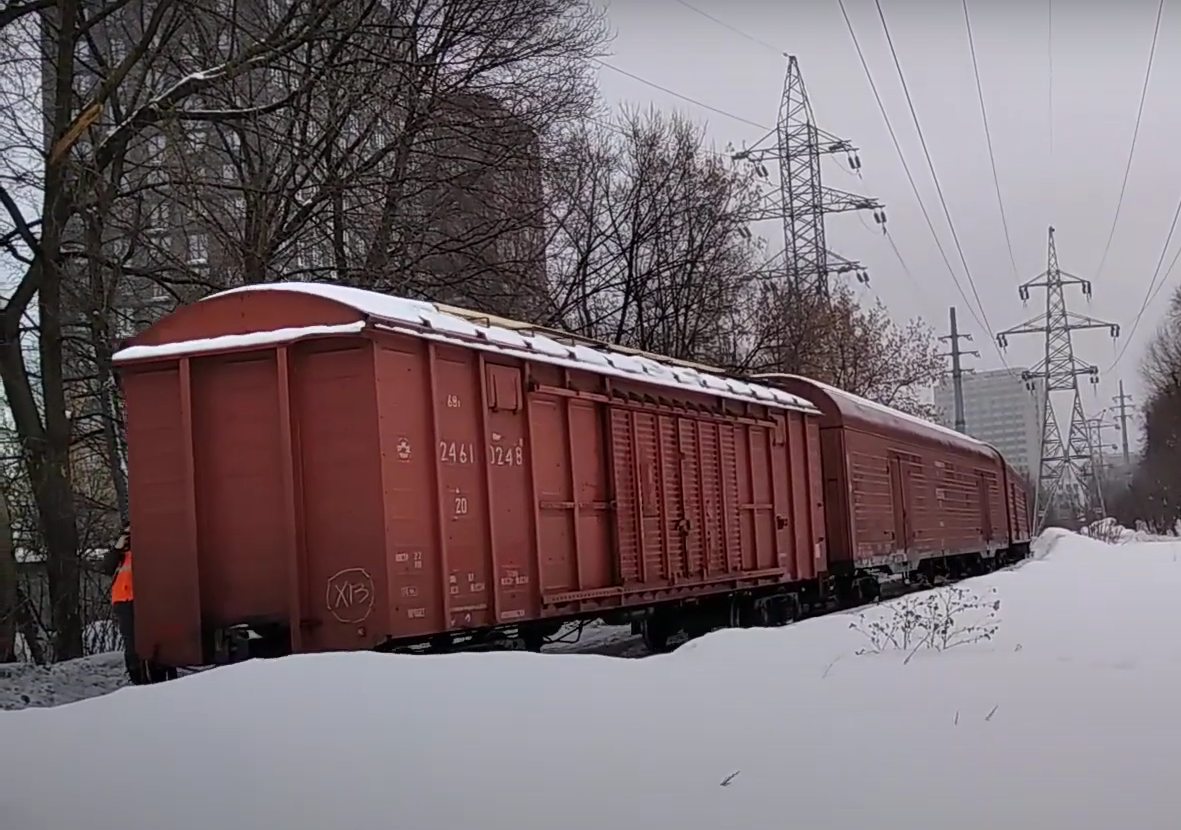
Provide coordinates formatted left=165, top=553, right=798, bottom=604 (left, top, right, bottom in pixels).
left=0, top=491, right=16, bottom=662
left=38, top=265, right=84, bottom=660
left=86, top=211, right=130, bottom=524
left=13, top=585, right=47, bottom=666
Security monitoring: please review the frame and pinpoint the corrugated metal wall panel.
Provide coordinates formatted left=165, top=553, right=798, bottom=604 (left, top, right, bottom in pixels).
left=604, top=405, right=802, bottom=589
left=718, top=423, right=742, bottom=572
left=608, top=408, right=641, bottom=584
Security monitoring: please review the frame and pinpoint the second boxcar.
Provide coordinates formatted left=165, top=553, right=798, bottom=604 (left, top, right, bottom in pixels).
left=1001, top=460, right=1033, bottom=549
left=755, top=374, right=1029, bottom=600
left=114, top=283, right=830, bottom=666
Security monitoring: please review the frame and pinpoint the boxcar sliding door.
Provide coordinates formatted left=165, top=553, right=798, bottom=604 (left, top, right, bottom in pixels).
left=976, top=470, right=994, bottom=542
left=888, top=452, right=913, bottom=553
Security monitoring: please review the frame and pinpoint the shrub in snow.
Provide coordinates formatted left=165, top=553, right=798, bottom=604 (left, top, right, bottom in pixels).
left=14, top=617, right=120, bottom=664
left=1080, top=517, right=1180, bottom=545
left=1081, top=518, right=1125, bottom=545
left=849, top=585, right=1001, bottom=660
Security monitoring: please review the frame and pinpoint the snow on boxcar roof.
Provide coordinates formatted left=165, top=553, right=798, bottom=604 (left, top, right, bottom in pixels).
left=115, top=282, right=818, bottom=414
left=759, top=373, right=995, bottom=456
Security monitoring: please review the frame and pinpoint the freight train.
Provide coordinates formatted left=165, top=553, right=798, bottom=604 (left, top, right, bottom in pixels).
left=112, top=283, right=1031, bottom=676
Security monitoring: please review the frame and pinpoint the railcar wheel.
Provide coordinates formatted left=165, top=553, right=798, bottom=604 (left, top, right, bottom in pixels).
left=772, top=594, right=800, bottom=626
left=640, top=618, right=672, bottom=653
left=135, top=660, right=177, bottom=685
left=728, top=598, right=757, bottom=629
left=683, top=617, right=713, bottom=639
left=856, top=575, right=881, bottom=604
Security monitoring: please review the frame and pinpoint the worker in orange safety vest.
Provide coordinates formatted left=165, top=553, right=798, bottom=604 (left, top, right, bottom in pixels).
left=104, top=527, right=144, bottom=685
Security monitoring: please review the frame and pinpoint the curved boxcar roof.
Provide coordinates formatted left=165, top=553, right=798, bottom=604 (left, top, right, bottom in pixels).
left=755, top=373, right=1000, bottom=461
left=113, top=282, right=819, bottom=415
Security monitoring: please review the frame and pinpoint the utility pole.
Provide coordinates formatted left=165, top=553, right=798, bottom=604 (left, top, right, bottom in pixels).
left=938, top=306, right=979, bottom=433
left=997, top=227, right=1120, bottom=532
left=1113, top=380, right=1133, bottom=466
left=732, top=55, right=886, bottom=300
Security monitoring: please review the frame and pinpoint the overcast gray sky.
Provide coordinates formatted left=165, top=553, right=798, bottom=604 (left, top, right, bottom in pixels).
left=596, top=0, right=1176, bottom=436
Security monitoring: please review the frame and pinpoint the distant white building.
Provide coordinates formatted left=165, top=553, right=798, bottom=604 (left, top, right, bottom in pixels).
left=935, top=368, right=1046, bottom=479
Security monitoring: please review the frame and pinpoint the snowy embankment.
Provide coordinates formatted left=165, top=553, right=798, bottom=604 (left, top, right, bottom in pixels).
left=3, top=529, right=1181, bottom=830
left=0, top=653, right=128, bottom=712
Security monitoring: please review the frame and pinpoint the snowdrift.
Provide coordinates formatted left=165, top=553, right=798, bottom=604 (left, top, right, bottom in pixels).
left=3, top=530, right=1181, bottom=830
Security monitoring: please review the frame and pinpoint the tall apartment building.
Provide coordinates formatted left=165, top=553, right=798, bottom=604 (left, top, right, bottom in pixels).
left=41, top=3, right=548, bottom=523
left=411, top=91, right=549, bottom=319
left=934, top=368, right=1046, bottom=479
left=44, top=3, right=548, bottom=330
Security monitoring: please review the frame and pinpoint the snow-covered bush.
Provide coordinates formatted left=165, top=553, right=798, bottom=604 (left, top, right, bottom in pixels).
left=1081, top=518, right=1125, bottom=545
left=1080, top=517, right=1179, bottom=545
left=849, top=585, right=1001, bottom=660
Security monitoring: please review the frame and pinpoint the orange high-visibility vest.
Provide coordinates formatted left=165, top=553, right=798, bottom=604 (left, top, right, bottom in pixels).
left=110, top=548, right=133, bottom=604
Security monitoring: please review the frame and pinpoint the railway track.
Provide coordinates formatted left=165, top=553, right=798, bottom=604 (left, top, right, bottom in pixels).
left=136, top=561, right=1035, bottom=681
left=543, top=558, right=1033, bottom=659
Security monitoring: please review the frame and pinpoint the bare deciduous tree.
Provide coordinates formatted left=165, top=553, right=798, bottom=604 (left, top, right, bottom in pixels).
left=0, top=0, right=404, bottom=659
left=742, top=280, right=943, bottom=416
left=542, top=107, right=762, bottom=362
left=0, top=486, right=16, bottom=662
left=161, top=0, right=608, bottom=313
left=541, top=106, right=942, bottom=415
left=1, top=0, right=609, bottom=660
left=1114, top=293, right=1181, bottom=529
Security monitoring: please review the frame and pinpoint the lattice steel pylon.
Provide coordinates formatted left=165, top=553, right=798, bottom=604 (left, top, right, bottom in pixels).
left=732, top=55, right=887, bottom=299
left=997, top=227, right=1120, bottom=533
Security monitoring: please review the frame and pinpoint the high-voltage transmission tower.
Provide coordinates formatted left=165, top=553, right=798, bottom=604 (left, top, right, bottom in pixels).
left=1083, top=416, right=1121, bottom=476
left=997, top=227, right=1120, bottom=533
left=732, top=55, right=887, bottom=299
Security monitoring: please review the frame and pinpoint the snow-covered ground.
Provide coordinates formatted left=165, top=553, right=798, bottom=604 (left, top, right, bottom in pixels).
left=3, top=528, right=1181, bottom=829
left=0, top=622, right=632, bottom=714
left=2, top=619, right=128, bottom=711
left=0, top=652, right=128, bottom=712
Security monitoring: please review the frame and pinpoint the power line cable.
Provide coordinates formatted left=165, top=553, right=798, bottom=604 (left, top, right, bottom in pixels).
left=961, top=0, right=1019, bottom=285
left=668, top=0, right=784, bottom=55
left=1094, top=0, right=1165, bottom=282
left=835, top=0, right=991, bottom=344
left=871, top=0, right=1001, bottom=355
left=854, top=211, right=926, bottom=300
left=594, top=60, right=770, bottom=131
left=1109, top=195, right=1181, bottom=371
left=884, top=230, right=918, bottom=289
left=1146, top=243, right=1181, bottom=309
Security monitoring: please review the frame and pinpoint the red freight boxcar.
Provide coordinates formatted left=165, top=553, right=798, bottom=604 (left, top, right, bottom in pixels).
left=113, top=283, right=828, bottom=666
left=1002, top=460, right=1032, bottom=543
left=754, top=375, right=1030, bottom=598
